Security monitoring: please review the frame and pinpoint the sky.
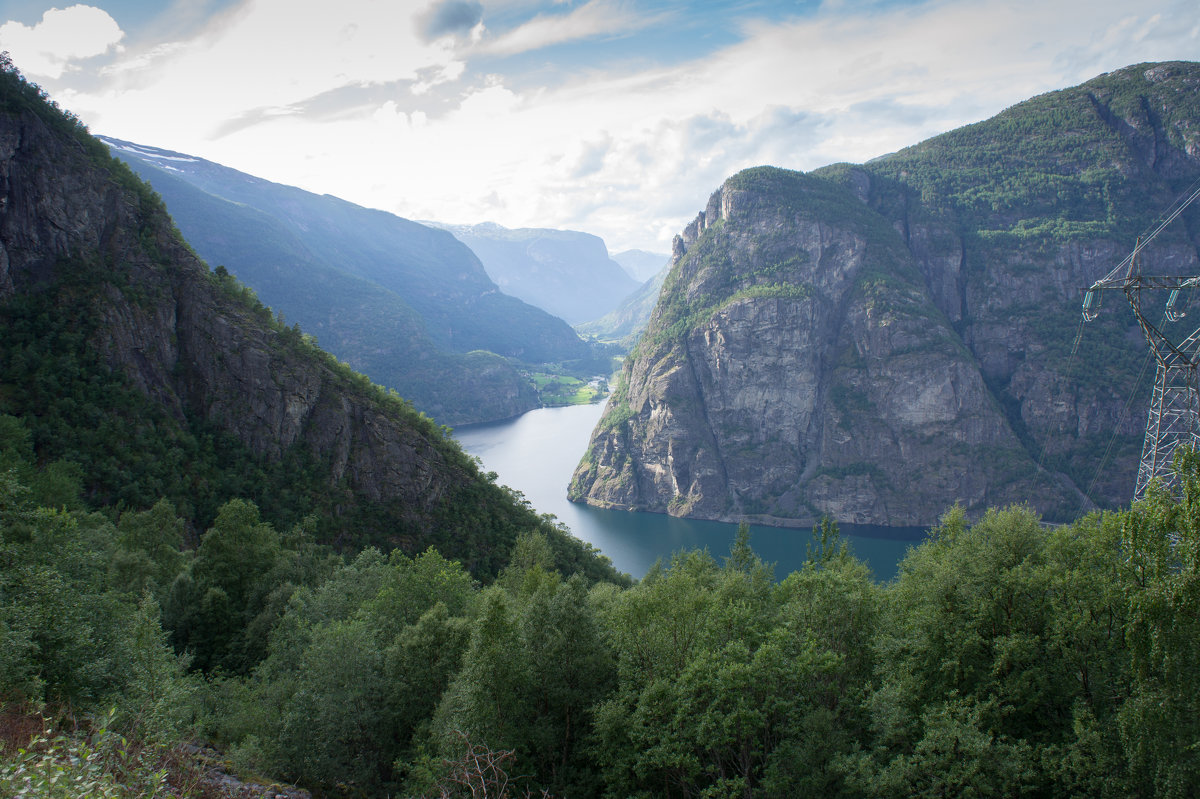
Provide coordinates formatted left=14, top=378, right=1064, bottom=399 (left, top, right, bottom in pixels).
left=0, top=0, right=1198, bottom=253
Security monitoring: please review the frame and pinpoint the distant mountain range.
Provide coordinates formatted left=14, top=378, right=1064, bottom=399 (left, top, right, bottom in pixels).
left=612, top=249, right=670, bottom=282
left=101, top=138, right=598, bottom=424
left=429, top=221, right=642, bottom=325
left=576, top=248, right=671, bottom=345
left=575, top=262, right=669, bottom=345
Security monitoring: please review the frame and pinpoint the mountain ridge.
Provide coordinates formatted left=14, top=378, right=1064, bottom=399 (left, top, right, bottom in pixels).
left=428, top=220, right=641, bottom=324
left=571, top=61, right=1200, bottom=526
left=0, top=62, right=615, bottom=580
left=101, top=136, right=596, bottom=424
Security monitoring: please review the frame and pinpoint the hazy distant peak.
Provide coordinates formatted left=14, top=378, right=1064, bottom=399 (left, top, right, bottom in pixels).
left=611, top=249, right=670, bottom=282
left=426, top=219, right=640, bottom=324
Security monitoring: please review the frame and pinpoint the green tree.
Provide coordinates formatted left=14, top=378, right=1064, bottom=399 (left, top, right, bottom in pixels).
left=593, top=527, right=877, bottom=798
left=430, top=536, right=615, bottom=797
left=215, top=547, right=476, bottom=795
left=274, top=617, right=391, bottom=791
left=854, top=505, right=1132, bottom=796
left=165, top=498, right=282, bottom=672
left=108, top=499, right=187, bottom=598
left=106, top=595, right=197, bottom=743
left=0, top=497, right=126, bottom=705
left=1117, top=448, right=1200, bottom=797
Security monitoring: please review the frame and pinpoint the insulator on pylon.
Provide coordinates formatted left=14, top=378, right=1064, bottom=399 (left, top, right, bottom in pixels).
left=1082, top=289, right=1099, bottom=322
left=1166, top=288, right=1186, bottom=322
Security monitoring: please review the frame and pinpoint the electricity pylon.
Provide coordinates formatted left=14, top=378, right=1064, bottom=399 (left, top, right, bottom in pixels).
left=1082, top=185, right=1200, bottom=500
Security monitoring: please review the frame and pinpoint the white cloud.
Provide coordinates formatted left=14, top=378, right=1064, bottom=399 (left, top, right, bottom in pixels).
left=100, top=42, right=185, bottom=76
left=477, top=0, right=1200, bottom=247
left=24, top=0, right=1200, bottom=253
left=480, top=0, right=651, bottom=56
left=62, top=0, right=466, bottom=144
left=0, top=5, right=124, bottom=79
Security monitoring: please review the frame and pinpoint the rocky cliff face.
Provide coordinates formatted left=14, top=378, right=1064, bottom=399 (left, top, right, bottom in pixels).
left=571, top=62, right=1200, bottom=526
left=0, top=90, right=491, bottom=544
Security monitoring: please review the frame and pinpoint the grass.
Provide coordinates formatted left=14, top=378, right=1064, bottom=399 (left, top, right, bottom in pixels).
left=526, top=372, right=609, bottom=406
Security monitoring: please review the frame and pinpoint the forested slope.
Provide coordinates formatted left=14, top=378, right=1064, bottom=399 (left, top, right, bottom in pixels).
left=6, top=428, right=1200, bottom=797
left=100, top=138, right=601, bottom=425
left=0, top=57, right=616, bottom=579
left=99, top=153, right=541, bottom=425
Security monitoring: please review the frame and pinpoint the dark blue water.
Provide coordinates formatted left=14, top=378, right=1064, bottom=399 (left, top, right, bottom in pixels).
left=453, top=402, right=927, bottom=581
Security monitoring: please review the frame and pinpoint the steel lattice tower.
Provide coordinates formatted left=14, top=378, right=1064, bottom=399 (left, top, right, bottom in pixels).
left=1128, top=304, right=1200, bottom=499
left=1083, top=185, right=1200, bottom=500
left=1085, top=272, right=1200, bottom=500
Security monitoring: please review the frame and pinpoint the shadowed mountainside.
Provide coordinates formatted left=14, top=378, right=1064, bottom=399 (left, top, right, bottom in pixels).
left=102, top=138, right=598, bottom=424
left=0, top=64, right=616, bottom=581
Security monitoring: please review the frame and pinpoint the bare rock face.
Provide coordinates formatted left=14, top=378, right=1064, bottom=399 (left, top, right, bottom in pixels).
left=572, top=172, right=1078, bottom=525
left=572, top=62, right=1200, bottom=526
left=0, top=104, right=472, bottom=525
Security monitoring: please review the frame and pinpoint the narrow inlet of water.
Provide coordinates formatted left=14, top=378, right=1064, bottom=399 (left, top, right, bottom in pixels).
left=453, top=402, right=927, bottom=581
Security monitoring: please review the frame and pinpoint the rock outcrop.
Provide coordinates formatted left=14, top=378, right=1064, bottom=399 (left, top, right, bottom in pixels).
left=571, top=62, right=1200, bottom=526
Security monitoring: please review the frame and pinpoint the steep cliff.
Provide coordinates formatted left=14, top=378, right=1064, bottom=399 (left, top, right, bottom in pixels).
left=0, top=64, right=613, bottom=579
left=571, top=62, right=1200, bottom=526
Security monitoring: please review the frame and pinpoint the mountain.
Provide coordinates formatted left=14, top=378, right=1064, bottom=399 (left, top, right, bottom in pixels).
left=578, top=248, right=671, bottom=343
left=0, top=62, right=615, bottom=581
left=100, top=138, right=593, bottom=424
left=575, top=262, right=669, bottom=344
left=431, top=221, right=641, bottom=324
left=571, top=61, right=1200, bottom=527
left=612, top=248, right=670, bottom=282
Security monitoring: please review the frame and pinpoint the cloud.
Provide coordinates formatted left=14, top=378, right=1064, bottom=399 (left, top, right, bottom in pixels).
left=524, top=107, right=831, bottom=248
left=31, top=0, right=1200, bottom=253
left=62, top=0, right=468, bottom=144
left=562, top=134, right=612, bottom=178
left=422, top=0, right=1200, bottom=248
left=0, top=4, right=124, bottom=78
left=480, top=0, right=650, bottom=56
left=418, top=0, right=484, bottom=41
left=100, top=42, right=185, bottom=76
